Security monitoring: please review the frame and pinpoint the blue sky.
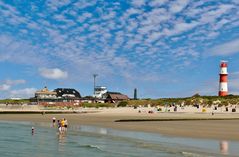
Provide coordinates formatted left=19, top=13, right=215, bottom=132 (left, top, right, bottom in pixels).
left=0, top=0, right=239, bottom=99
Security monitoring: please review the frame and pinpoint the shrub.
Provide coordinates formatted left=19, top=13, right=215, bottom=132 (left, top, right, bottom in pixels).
left=117, top=101, right=128, bottom=107
left=82, top=103, right=114, bottom=108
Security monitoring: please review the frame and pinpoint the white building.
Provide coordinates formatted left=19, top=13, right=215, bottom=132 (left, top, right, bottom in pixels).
left=93, top=86, right=107, bottom=98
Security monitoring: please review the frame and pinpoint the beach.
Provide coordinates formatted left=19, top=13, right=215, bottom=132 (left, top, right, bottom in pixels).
left=1, top=107, right=239, bottom=141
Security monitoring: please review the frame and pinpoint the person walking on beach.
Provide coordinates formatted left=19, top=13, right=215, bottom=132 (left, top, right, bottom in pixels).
left=57, top=120, right=62, bottom=133
left=64, top=118, right=68, bottom=131
left=31, top=127, right=35, bottom=135
left=56, top=118, right=68, bottom=133
left=52, top=117, right=56, bottom=126
left=60, top=119, right=65, bottom=132
left=220, top=141, right=228, bottom=154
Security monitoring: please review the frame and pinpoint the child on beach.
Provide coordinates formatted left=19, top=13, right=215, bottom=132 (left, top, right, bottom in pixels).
left=57, top=120, right=62, bottom=133
left=31, top=127, right=35, bottom=135
left=61, top=119, right=65, bottom=132
left=64, top=118, right=68, bottom=131
left=52, top=117, right=56, bottom=126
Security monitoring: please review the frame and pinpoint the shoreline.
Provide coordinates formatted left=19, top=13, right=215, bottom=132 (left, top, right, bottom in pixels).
left=1, top=108, right=239, bottom=141
left=0, top=110, right=98, bottom=114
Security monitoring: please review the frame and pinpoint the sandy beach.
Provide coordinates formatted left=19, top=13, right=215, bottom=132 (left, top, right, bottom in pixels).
left=0, top=107, right=239, bottom=141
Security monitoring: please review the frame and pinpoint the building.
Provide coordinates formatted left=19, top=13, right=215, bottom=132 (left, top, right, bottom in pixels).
left=35, top=86, right=57, bottom=99
left=31, top=87, right=81, bottom=105
left=32, top=86, right=128, bottom=104
left=54, top=88, right=81, bottom=98
left=93, top=86, right=107, bottom=98
left=103, top=92, right=129, bottom=103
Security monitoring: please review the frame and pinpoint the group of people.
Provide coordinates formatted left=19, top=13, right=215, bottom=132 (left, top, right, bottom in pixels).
left=52, top=117, right=68, bottom=133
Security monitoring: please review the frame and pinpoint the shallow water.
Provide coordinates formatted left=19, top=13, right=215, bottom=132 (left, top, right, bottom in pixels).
left=0, top=121, right=238, bottom=157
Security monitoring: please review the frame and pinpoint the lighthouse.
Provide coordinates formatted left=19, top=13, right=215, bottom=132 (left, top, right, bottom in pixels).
left=218, top=61, right=228, bottom=96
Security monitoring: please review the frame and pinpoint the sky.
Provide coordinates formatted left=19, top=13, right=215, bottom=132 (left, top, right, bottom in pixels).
left=0, top=0, right=239, bottom=99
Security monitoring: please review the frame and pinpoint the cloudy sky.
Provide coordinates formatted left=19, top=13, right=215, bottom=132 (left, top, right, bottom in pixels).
left=0, top=0, right=239, bottom=99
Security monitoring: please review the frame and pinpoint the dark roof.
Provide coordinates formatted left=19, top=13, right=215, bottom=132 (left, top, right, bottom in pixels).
left=105, top=92, right=129, bottom=100
left=106, top=91, right=121, bottom=95
left=54, top=88, right=81, bottom=98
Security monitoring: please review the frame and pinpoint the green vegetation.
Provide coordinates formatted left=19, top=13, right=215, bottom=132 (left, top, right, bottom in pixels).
left=1, top=94, right=239, bottom=108
left=0, top=99, right=30, bottom=104
left=126, top=95, right=239, bottom=107
left=117, top=101, right=128, bottom=107
left=81, top=103, right=115, bottom=108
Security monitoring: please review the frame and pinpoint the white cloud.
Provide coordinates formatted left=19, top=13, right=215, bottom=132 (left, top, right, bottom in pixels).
left=149, top=0, right=168, bottom=7
left=73, top=1, right=96, bottom=9
left=0, top=84, right=11, bottom=91
left=5, top=79, right=26, bottom=85
left=39, top=68, right=68, bottom=79
left=77, top=12, right=92, bottom=23
left=46, top=0, right=71, bottom=11
left=131, top=0, right=145, bottom=7
left=169, top=0, right=189, bottom=14
left=199, top=4, right=234, bottom=24
left=163, top=21, right=199, bottom=36
left=209, top=38, right=239, bottom=56
left=10, top=88, right=37, bottom=98
left=0, top=79, right=26, bottom=91
left=0, top=34, right=49, bottom=65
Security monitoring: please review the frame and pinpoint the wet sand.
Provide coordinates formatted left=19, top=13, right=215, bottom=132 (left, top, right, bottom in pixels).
left=1, top=108, right=239, bottom=141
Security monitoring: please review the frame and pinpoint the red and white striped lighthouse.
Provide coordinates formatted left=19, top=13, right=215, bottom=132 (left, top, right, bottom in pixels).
left=218, top=61, right=228, bottom=96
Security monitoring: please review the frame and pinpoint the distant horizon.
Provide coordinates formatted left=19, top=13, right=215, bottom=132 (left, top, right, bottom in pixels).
left=0, top=0, right=239, bottom=99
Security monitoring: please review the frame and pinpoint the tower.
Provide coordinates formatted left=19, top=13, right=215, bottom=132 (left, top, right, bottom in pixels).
left=93, top=74, right=98, bottom=97
left=134, top=88, right=137, bottom=100
left=219, top=61, right=228, bottom=96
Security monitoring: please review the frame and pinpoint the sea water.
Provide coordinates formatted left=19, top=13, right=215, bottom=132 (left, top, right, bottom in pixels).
left=0, top=121, right=238, bottom=157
